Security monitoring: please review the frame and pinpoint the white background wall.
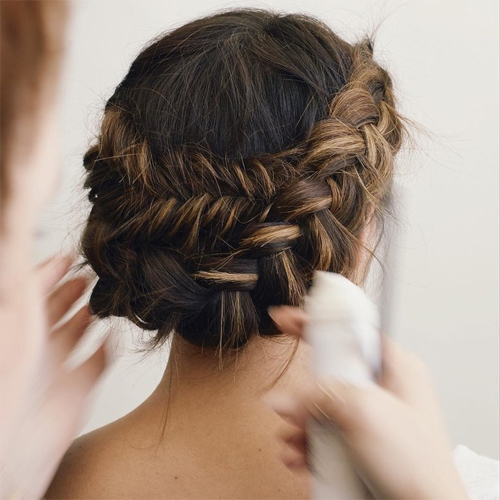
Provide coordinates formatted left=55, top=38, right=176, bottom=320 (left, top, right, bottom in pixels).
left=35, top=0, right=499, bottom=459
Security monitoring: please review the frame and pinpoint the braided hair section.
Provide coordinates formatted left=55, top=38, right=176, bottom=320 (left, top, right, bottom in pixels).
left=81, top=12, right=406, bottom=351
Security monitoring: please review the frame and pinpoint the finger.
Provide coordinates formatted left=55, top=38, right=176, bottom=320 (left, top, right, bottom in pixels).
left=49, top=305, right=94, bottom=363
left=267, top=306, right=308, bottom=338
left=378, top=334, right=452, bottom=447
left=35, top=254, right=74, bottom=294
left=279, top=446, right=308, bottom=471
left=280, top=427, right=308, bottom=457
left=378, top=334, right=438, bottom=407
left=379, top=334, right=432, bottom=387
left=46, top=277, right=88, bottom=326
left=304, top=378, right=395, bottom=436
left=284, top=460, right=308, bottom=472
left=40, top=334, right=111, bottom=448
left=262, top=391, right=309, bottom=427
left=55, top=335, right=110, bottom=407
left=70, top=339, right=109, bottom=392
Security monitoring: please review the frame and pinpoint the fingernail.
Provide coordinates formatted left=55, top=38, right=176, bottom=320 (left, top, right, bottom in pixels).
left=267, top=306, right=281, bottom=323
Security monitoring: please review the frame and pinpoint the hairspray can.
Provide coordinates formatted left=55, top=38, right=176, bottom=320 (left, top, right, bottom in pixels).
left=304, top=271, right=381, bottom=500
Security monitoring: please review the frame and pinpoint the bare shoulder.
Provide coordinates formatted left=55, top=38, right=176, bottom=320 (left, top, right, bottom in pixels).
left=44, top=421, right=130, bottom=499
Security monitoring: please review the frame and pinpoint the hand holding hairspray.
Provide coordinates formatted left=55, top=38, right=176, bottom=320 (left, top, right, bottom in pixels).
left=304, top=271, right=382, bottom=500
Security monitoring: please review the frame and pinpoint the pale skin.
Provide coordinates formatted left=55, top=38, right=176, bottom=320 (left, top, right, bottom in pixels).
left=46, top=335, right=313, bottom=499
left=1, top=1, right=471, bottom=499
left=45, top=309, right=469, bottom=500
left=0, top=2, right=109, bottom=499
left=265, top=307, right=471, bottom=500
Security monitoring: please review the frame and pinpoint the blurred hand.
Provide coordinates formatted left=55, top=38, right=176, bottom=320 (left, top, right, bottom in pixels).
left=0, top=2, right=111, bottom=498
left=0, top=256, right=110, bottom=500
left=0, top=0, right=69, bottom=169
left=1, top=0, right=70, bottom=253
left=266, top=306, right=470, bottom=500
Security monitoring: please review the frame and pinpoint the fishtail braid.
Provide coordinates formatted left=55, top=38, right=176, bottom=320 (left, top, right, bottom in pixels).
left=81, top=11, right=407, bottom=351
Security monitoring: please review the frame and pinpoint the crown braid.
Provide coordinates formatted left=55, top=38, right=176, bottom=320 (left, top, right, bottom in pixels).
left=81, top=12, right=406, bottom=351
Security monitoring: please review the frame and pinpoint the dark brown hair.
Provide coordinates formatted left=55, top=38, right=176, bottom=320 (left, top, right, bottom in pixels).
left=81, top=9, right=406, bottom=352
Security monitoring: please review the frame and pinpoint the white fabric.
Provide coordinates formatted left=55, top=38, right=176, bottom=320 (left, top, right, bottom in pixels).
left=454, top=445, right=499, bottom=500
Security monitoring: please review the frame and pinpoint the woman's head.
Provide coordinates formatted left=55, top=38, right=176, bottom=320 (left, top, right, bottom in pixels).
left=82, top=9, right=405, bottom=352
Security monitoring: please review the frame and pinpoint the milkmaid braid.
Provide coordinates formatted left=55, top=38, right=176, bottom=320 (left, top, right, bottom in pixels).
left=81, top=10, right=406, bottom=350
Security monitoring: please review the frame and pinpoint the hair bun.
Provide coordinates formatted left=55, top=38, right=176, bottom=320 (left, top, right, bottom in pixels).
left=81, top=10, right=406, bottom=352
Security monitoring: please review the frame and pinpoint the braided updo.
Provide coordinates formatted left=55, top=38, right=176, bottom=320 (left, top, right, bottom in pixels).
left=82, top=9, right=406, bottom=351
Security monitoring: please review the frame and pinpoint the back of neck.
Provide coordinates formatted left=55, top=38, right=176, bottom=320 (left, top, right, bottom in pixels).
left=150, top=333, right=311, bottom=408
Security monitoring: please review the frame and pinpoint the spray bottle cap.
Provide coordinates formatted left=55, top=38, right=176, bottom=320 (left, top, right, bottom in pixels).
left=305, top=271, right=379, bottom=327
